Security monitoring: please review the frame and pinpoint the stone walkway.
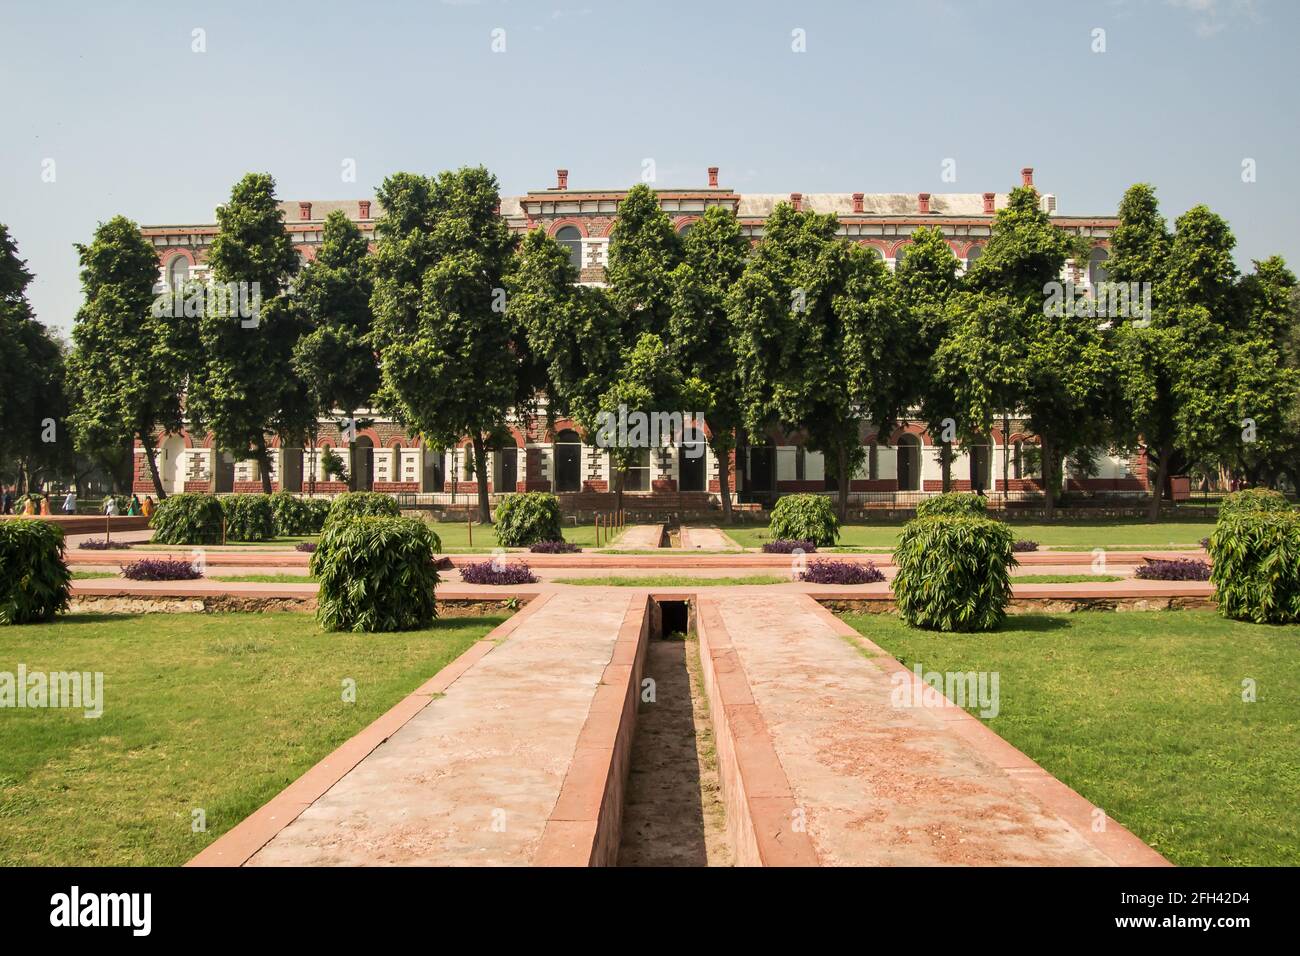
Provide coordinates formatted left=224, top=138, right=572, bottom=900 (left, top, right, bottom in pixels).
left=611, top=524, right=664, bottom=549
left=680, top=526, right=741, bottom=550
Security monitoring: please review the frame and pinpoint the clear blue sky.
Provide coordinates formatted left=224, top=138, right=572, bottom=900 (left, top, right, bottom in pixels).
left=1, top=0, right=1295, bottom=335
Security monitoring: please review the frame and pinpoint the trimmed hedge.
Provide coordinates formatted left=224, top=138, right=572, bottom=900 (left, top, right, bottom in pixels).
left=270, top=491, right=330, bottom=536
left=324, top=491, right=400, bottom=529
left=1209, top=512, right=1300, bottom=624
left=1217, top=488, right=1291, bottom=519
left=892, top=515, right=1017, bottom=632
left=0, top=519, right=71, bottom=624
left=150, top=493, right=225, bottom=545
left=768, top=494, right=839, bottom=547
left=494, top=492, right=564, bottom=547
left=914, top=492, right=987, bottom=519
left=311, top=516, right=440, bottom=632
left=221, top=494, right=276, bottom=542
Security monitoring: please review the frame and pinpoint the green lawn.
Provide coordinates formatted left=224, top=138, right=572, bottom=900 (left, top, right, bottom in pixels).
left=1011, top=574, right=1123, bottom=584
left=211, top=574, right=318, bottom=584
left=131, top=535, right=318, bottom=551
left=842, top=610, right=1300, bottom=866
left=559, top=574, right=788, bottom=587
left=0, top=612, right=505, bottom=866
left=71, top=571, right=117, bottom=580
left=424, top=520, right=623, bottom=552
left=723, top=518, right=1215, bottom=552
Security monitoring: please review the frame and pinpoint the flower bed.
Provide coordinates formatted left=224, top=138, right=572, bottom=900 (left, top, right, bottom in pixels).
left=799, top=560, right=884, bottom=585
left=77, top=538, right=132, bottom=550
left=529, top=540, right=581, bottom=554
left=1134, top=558, right=1212, bottom=581
left=762, top=539, right=818, bottom=554
left=459, top=560, right=538, bottom=585
left=121, top=558, right=203, bottom=581
left=1012, top=539, right=1040, bottom=553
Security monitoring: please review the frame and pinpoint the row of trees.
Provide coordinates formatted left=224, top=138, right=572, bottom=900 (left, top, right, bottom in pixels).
left=6, top=167, right=1295, bottom=524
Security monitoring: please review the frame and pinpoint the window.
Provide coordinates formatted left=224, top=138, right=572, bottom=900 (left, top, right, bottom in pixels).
left=795, top=445, right=805, bottom=481
left=677, top=221, right=694, bottom=238
left=621, top=447, right=651, bottom=492
left=556, top=226, right=582, bottom=272
left=167, top=256, right=190, bottom=292
left=893, top=244, right=910, bottom=271
left=965, top=245, right=983, bottom=272
left=1088, top=247, right=1110, bottom=288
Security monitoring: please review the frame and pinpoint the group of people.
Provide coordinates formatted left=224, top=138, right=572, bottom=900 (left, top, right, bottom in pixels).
left=0, top=488, right=154, bottom=517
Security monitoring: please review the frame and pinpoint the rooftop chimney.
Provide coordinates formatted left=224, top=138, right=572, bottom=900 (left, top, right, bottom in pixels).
left=852, top=192, right=864, bottom=214
left=299, top=201, right=312, bottom=221
left=982, top=192, right=996, bottom=215
left=556, top=169, right=569, bottom=190
left=1021, top=167, right=1034, bottom=188
left=918, top=192, right=931, bottom=214
left=790, top=192, right=803, bottom=212
left=708, top=166, right=719, bottom=188
left=358, top=200, right=371, bottom=219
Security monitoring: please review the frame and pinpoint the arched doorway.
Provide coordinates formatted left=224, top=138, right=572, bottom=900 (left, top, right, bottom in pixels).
left=678, top=429, right=707, bottom=492
left=159, top=434, right=185, bottom=495
left=214, top=450, right=235, bottom=494
left=281, top=446, right=303, bottom=492
left=350, top=436, right=374, bottom=491
left=968, top=438, right=991, bottom=495
left=746, top=437, right=775, bottom=493
left=554, top=429, right=582, bottom=492
left=494, top=438, right=518, bottom=493
left=421, top=446, right=444, bottom=492
left=897, top=434, right=921, bottom=492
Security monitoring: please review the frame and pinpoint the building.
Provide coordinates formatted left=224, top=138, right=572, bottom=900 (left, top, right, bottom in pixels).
left=135, top=167, right=1145, bottom=505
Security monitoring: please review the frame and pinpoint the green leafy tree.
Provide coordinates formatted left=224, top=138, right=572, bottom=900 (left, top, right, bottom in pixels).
left=606, top=184, right=682, bottom=339
left=370, top=167, right=521, bottom=523
left=186, top=173, right=301, bottom=494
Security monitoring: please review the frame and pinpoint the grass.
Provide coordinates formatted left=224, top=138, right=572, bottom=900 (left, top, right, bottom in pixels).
left=841, top=610, right=1300, bottom=866
left=211, top=574, right=318, bottom=584
left=559, top=574, right=788, bottom=587
left=1011, top=573, right=1123, bottom=584
left=132, top=535, right=318, bottom=551
left=723, top=517, right=1216, bottom=552
left=0, top=611, right=505, bottom=866
left=423, top=521, right=624, bottom=552
left=70, top=571, right=117, bottom=580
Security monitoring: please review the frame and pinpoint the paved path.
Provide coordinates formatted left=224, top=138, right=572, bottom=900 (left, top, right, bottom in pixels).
left=697, top=591, right=1166, bottom=866
left=680, top=526, right=741, bottom=550
left=611, top=524, right=664, bottom=549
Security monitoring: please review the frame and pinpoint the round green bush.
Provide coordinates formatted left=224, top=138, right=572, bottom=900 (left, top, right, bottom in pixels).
left=325, top=491, right=400, bottom=529
left=150, top=492, right=225, bottom=545
left=494, top=492, right=564, bottom=547
left=270, top=492, right=330, bottom=536
left=1217, top=488, right=1291, bottom=519
left=892, top=515, right=1016, bottom=632
left=768, top=494, right=840, bottom=547
left=1209, top=512, right=1300, bottom=624
left=221, top=494, right=276, bottom=541
left=311, top=516, right=440, bottom=632
left=915, top=492, right=987, bottom=518
left=0, top=519, right=71, bottom=624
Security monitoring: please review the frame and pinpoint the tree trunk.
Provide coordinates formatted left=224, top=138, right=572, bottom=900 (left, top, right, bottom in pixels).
left=836, top=443, right=850, bottom=524
left=940, top=441, right=952, bottom=493
left=1001, top=414, right=1011, bottom=507
left=472, top=432, right=492, bottom=524
left=255, top=436, right=274, bottom=495
left=308, top=422, right=319, bottom=496
left=716, top=441, right=733, bottom=523
left=139, top=431, right=167, bottom=500
left=1147, top=442, right=1171, bottom=522
left=1041, top=435, right=1056, bottom=518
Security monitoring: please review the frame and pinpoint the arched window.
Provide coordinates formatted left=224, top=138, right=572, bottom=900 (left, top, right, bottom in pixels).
left=167, top=256, right=190, bottom=292
left=554, top=428, right=582, bottom=492
left=965, top=245, right=983, bottom=272
left=556, top=226, right=582, bottom=272
left=865, top=246, right=885, bottom=261
left=896, top=434, right=921, bottom=491
left=893, top=244, right=910, bottom=271
left=677, top=221, right=694, bottom=238
left=1088, top=247, right=1110, bottom=288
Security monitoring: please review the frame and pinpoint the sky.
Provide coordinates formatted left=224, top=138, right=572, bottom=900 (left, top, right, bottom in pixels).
left=1, top=0, right=1296, bottom=336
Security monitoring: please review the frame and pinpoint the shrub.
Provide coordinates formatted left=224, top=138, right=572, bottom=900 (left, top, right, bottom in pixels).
left=1011, top=539, right=1039, bottom=553
left=295, top=541, right=317, bottom=553
left=529, top=539, right=581, bottom=553
left=1135, top=558, right=1211, bottom=581
left=324, top=491, right=399, bottom=529
left=762, top=539, right=818, bottom=554
left=768, top=494, right=839, bottom=547
left=221, top=494, right=276, bottom=541
left=915, top=492, right=987, bottom=519
left=459, top=560, right=538, bottom=585
left=0, top=520, right=71, bottom=624
left=799, top=560, right=883, bottom=585
left=1217, top=488, right=1291, bottom=519
left=150, top=493, right=224, bottom=545
left=121, top=558, right=203, bottom=581
left=270, top=491, right=329, bottom=536
left=1209, top=512, right=1300, bottom=624
left=892, top=515, right=1017, bottom=632
left=494, top=492, right=564, bottom=547
left=311, top=516, right=440, bottom=632
left=1200, top=536, right=1210, bottom=550
left=77, top=538, right=132, bottom=550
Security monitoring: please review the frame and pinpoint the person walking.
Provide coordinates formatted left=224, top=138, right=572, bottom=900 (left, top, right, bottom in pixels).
left=141, top=495, right=155, bottom=518
left=23, top=495, right=35, bottom=516
left=39, top=494, right=51, bottom=516
left=62, top=490, right=76, bottom=514
left=104, top=496, right=118, bottom=517
left=127, top=494, right=141, bottom=516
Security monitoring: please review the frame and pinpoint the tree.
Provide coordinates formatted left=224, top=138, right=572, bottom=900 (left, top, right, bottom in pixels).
left=289, top=210, right=380, bottom=492
left=730, top=203, right=912, bottom=521
left=668, top=207, right=749, bottom=521
left=370, top=167, right=521, bottom=523
left=67, top=216, right=190, bottom=499
left=605, top=183, right=682, bottom=339
left=186, top=173, right=300, bottom=494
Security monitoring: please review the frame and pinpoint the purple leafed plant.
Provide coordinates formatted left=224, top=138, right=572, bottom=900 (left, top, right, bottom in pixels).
left=295, top=541, right=318, bottom=553
left=120, top=558, right=204, bottom=581
left=529, top=539, right=581, bottom=553
left=459, top=560, right=538, bottom=585
left=77, top=538, right=131, bottom=550
left=762, top=539, right=818, bottom=554
left=1200, top=537, right=1210, bottom=550
left=1134, top=558, right=1212, bottom=581
left=799, top=560, right=885, bottom=585
left=1011, top=539, right=1039, bottom=552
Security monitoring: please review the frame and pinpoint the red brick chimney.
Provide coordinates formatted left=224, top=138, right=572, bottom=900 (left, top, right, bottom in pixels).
left=983, top=192, right=996, bottom=215
left=790, top=192, right=803, bottom=212
left=918, top=192, right=931, bottom=214
left=852, top=192, right=864, bottom=214
left=708, top=166, right=719, bottom=188
left=556, top=169, right=569, bottom=190
left=358, top=200, right=371, bottom=219
left=1021, top=167, right=1034, bottom=187
left=299, top=202, right=312, bottom=221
